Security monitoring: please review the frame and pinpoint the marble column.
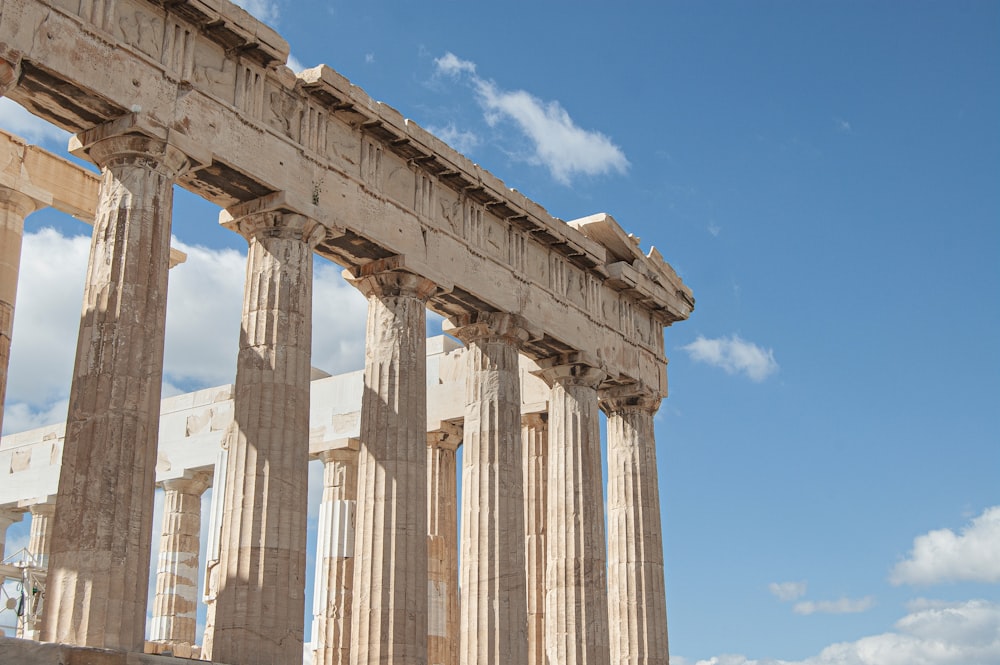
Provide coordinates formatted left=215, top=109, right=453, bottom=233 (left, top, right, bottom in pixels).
left=600, top=385, right=669, bottom=665
left=42, top=128, right=196, bottom=651
left=0, top=188, right=41, bottom=436
left=14, top=503, right=52, bottom=639
left=346, top=265, right=439, bottom=665
left=210, top=209, right=325, bottom=665
left=521, top=413, right=548, bottom=665
left=0, top=506, right=23, bottom=559
left=149, top=473, right=212, bottom=648
left=427, top=424, right=461, bottom=665
left=536, top=360, right=611, bottom=665
left=450, top=313, right=529, bottom=665
left=312, top=448, right=359, bottom=665
left=27, top=502, right=55, bottom=567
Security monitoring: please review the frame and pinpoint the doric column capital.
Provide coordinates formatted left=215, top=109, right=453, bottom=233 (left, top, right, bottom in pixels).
left=317, top=446, right=358, bottom=466
left=427, top=421, right=463, bottom=451
left=223, top=209, right=326, bottom=248
left=599, top=382, right=662, bottom=416
left=533, top=355, right=608, bottom=390
left=28, top=502, right=56, bottom=518
left=345, top=257, right=442, bottom=302
left=70, top=113, right=209, bottom=179
left=445, top=311, right=537, bottom=348
left=161, top=471, right=212, bottom=497
left=521, top=412, right=548, bottom=429
left=0, top=47, right=22, bottom=96
left=0, top=187, right=43, bottom=219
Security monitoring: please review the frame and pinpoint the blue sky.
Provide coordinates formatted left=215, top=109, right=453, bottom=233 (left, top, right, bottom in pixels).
left=1, top=1, right=998, bottom=663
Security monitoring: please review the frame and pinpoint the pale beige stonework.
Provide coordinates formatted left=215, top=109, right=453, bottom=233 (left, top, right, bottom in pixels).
left=41, top=125, right=197, bottom=652
left=0, top=188, right=40, bottom=436
left=522, top=413, right=548, bottom=665
left=312, top=447, right=359, bottom=665
left=150, top=473, right=211, bottom=649
left=347, top=265, right=439, bottom=665
left=538, top=361, right=611, bottom=665
left=15, top=502, right=54, bottom=639
left=450, top=313, right=530, bottom=665
left=0, top=1, right=696, bottom=661
left=602, top=386, right=669, bottom=665
left=26, top=502, right=54, bottom=568
left=427, top=424, right=461, bottom=665
left=209, top=205, right=325, bottom=665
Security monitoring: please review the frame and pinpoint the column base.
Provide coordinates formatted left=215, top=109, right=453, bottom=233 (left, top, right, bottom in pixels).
left=0, top=636, right=229, bottom=664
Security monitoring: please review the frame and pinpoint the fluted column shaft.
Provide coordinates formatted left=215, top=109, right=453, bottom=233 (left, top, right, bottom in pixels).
left=313, top=448, right=359, bottom=665
left=451, top=313, right=529, bottom=665
left=601, top=388, right=669, bottom=665
left=27, top=502, right=55, bottom=567
left=348, top=267, right=438, bottom=665
left=150, top=474, right=211, bottom=647
left=42, top=130, right=194, bottom=651
left=16, top=502, right=54, bottom=639
left=427, top=425, right=461, bottom=665
left=210, top=211, right=324, bottom=665
left=538, top=362, right=610, bottom=665
left=522, top=413, right=548, bottom=665
left=0, top=188, right=42, bottom=435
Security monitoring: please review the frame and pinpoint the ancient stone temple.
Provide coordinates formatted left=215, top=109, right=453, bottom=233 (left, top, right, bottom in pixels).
left=0, top=1, right=694, bottom=664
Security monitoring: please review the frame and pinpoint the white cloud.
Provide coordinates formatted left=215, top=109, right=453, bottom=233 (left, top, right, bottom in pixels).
left=681, top=334, right=779, bottom=382
left=428, top=123, right=481, bottom=155
left=890, top=506, right=1000, bottom=586
left=770, top=581, right=807, bottom=602
left=4, top=229, right=369, bottom=434
left=230, top=0, right=279, bottom=23
left=677, top=599, right=1000, bottom=665
left=287, top=53, right=305, bottom=73
left=433, top=52, right=629, bottom=185
left=0, top=98, right=71, bottom=149
left=435, top=52, right=477, bottom=77
left=793, top=596, right=875, bottom=616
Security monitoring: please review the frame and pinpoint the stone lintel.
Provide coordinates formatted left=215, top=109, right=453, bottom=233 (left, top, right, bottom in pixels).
left=16, top=495, right=58, bottom=510
left=0, top=5, right=690, bottom=391
left=569, top=212, right=694, bottom=321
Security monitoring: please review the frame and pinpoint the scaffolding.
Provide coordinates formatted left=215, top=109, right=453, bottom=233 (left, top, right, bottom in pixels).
left=0, top=547, right=46, bottom=639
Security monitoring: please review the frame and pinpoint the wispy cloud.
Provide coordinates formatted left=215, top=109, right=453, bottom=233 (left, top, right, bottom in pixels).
left=4, top=228, right=368, bottom=433
left=230, top=0, right=279, bottom=23
left=427, top=122, right=480, bottom=155
left=675, top=600, right=1000, bottom=665
left=0, top=98, right=71, bottom=149
left=834, top=117, right=852, bottom=133
left=433, top=52, right=629, bottom=185
left=890, top=506, right=1000, bottom=585
left=793, top=596, right=875, bottom=615
left=681, top=335, right=778, bottom=382
left=769, top=581, right=807, bottom=602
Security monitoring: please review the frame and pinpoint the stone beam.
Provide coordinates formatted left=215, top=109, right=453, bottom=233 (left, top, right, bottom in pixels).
left=0, top=0, right=693, bottom=395
left=0, top=336, right=548, bottom=509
